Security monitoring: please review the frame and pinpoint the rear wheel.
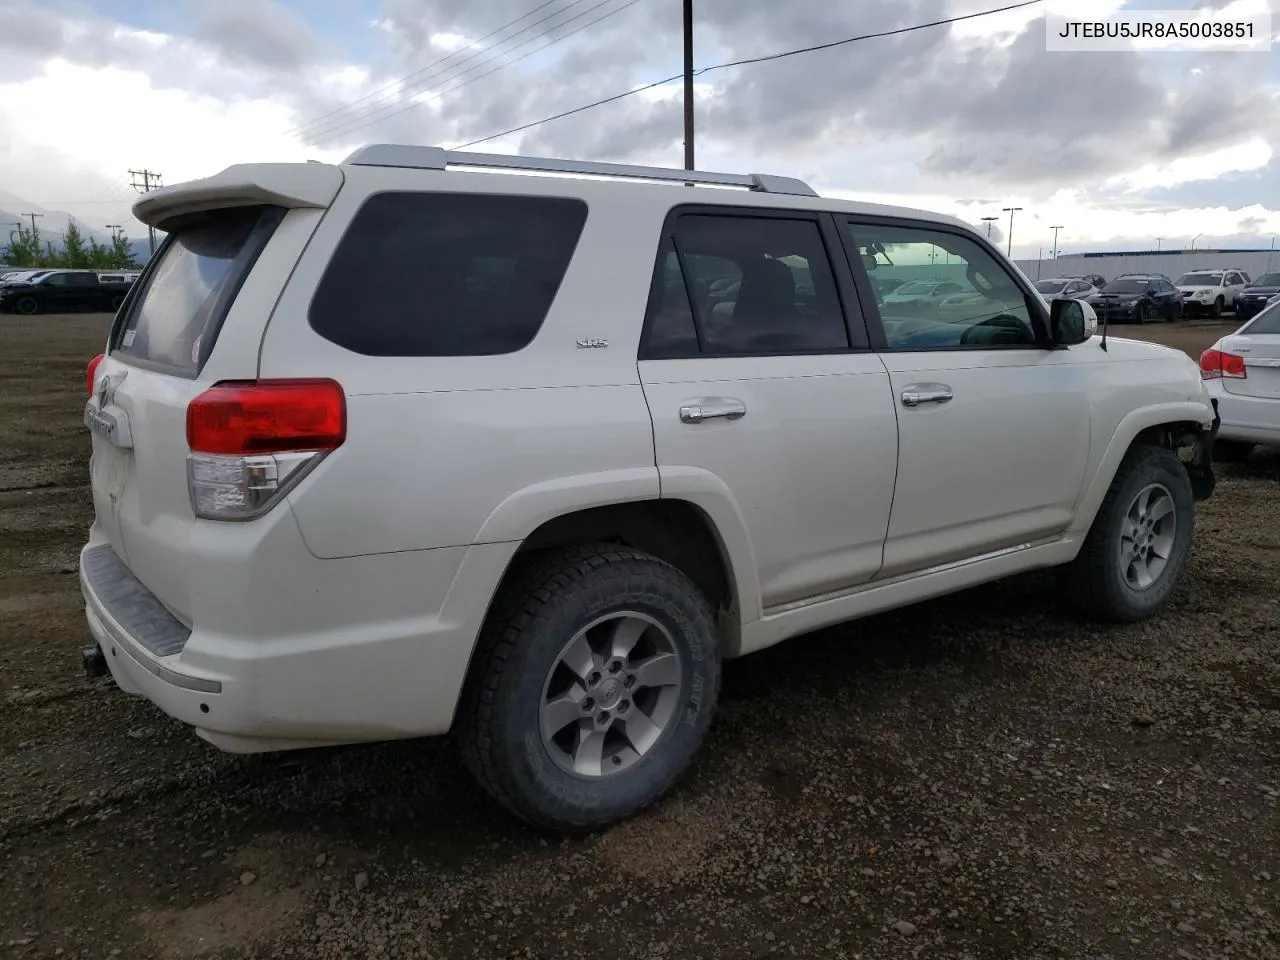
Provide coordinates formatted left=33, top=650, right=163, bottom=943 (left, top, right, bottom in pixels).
left=15, top=297, right=38, bottom=315
left=110, top=296, right=126, bottom=311
left=455, top=543, right=721, bottom=832
left=1212, top=439, right=1255, bottom=463
left=1059, top=445, right=1195, bottom=623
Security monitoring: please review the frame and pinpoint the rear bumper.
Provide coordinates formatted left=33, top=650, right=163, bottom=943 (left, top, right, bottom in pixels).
left=79, top=531, right=518, bottom=753
left=1206, top=383, right=1280, bottom=447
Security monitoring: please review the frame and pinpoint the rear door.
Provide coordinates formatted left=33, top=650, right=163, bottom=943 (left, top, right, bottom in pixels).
left=1221, top=306, right=1280, bottom=401
left=85, top=204, right=298, bottom=619
left=638, top=207, right=899, bottom=612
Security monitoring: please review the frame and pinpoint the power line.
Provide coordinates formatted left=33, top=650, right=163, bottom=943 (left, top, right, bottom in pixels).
left=307, top=0, right=640, bottom=148
left=286, top=0, right=566, bottom=139
left=454, top=0, right=1045, bottom=150
left=296, top=0, right=610, bottom=145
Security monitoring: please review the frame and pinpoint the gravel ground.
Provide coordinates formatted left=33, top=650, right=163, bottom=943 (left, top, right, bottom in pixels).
left=1, top=314, right=1277, bottom=960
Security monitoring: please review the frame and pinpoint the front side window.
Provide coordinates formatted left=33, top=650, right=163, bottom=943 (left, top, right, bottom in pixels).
left=310, top=192, right=587, bottom=357
left=643, top=213, right=852, bottom=358
left=844, top=221, right=1039, bottom=349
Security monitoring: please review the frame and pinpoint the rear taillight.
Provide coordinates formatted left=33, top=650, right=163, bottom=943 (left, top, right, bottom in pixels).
left=86, top=354, right=104, bottom=396
left=185, top=379, right=345, bottom=521
left=1199, top=348, right=1247, bottom=380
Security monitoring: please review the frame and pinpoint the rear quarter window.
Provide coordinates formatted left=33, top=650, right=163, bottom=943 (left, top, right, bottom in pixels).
left=308, top=192, right=588, bottom=357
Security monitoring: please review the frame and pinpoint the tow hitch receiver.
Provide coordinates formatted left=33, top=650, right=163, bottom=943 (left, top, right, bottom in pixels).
left=83, top=644, right=108, bottom=679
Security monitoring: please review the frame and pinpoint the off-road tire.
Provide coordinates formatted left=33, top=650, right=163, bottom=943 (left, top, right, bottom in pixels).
left=1212, top=439, right=1255, bottom=463
left=1059, top=445, right=1195, bottom=623
left=455, top=543, right=721, bottom=832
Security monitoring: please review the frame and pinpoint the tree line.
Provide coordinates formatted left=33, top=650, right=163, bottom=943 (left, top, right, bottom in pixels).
left=3, top=220, right=139, bottom=270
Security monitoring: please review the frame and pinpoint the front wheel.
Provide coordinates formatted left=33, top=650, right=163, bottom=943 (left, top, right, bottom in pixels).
left=1058, top=445, right=1195, bottom=623
left=15, top=297, right=39, bottom=315
left=1211, top=297, right=1223, bottom=319
left=455, top=543, right=721, bottom=832
left=1136, top=302, right=1150, bottom=324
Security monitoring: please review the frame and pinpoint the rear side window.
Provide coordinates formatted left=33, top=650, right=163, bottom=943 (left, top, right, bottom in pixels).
left=309, top=192, right=588, bottom=357
left=112, top=205, right=285, bottom=377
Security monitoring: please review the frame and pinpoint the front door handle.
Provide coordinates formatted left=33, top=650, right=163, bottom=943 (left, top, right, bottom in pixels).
left=680, top=398, right=747, bottom=423
left=901, top=384, right=953, bottom=407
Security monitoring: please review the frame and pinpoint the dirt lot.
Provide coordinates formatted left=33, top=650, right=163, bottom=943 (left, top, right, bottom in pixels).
left=2, top=314, right=1277, bottom=960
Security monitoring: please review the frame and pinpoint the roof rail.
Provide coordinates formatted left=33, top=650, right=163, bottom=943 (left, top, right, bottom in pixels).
left=340, top=143, right=819, bottom=198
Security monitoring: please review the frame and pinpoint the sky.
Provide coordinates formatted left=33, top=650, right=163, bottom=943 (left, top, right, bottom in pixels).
left=0, top=0, right=1278, bottom=259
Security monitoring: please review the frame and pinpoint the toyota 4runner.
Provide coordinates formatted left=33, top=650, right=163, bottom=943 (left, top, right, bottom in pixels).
left=80, top=144, right=1219, bottom=831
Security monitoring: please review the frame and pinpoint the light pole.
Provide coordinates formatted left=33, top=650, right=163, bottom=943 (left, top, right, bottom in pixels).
left=1191, top=232, right=1203, bottom=250
left=1267, top=236, right=1275, bottom=273
left=1156, top=237, right=1162, bottom=252
left=1050, top=225, right=1063, bottom=260
left=1002, top=206, right=1022, bottom=257
left=981, top=215, right=999, bottom=238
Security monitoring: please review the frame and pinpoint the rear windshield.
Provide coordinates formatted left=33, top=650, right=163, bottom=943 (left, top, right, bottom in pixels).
left=1245, top=302, right=1280, bottom=335
left=309, top=191, right=588, bottom=357
left=111, top=205, right=284, bottom=376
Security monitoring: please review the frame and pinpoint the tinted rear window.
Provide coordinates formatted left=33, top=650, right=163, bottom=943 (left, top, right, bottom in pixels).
left=308, top=192, right=588, bottom=357
left=112, top=205, right=284, bottom=377
left=1245, top=302, right=1280, bottom=335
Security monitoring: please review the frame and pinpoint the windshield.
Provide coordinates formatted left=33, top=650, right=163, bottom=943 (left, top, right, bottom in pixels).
left=1102, top=279, right=1147, bottom=294
left=1176, top=273, right=1222, bottom=286
left=1252, top=273, right=1280, bottom=287
left=892, top=281, right=938, bottom=295
left=1034, top=280, right=1066, bottom=294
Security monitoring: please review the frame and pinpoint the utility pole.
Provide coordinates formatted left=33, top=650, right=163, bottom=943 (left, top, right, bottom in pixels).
left=1002, top=206, right=1022, bottom=258
left=1156, top=238, right=1162, bottom=252
left=18, top=212, right=43, bottom=235
left=1050, top=225, right=1063, bottom=260
left=682, top=0, right=694, bottom=170
left=129, top=168, right=163, bottom=256
left=981, top=215, right=998, bottom=238
left=106, top=223, right=122, bottom=240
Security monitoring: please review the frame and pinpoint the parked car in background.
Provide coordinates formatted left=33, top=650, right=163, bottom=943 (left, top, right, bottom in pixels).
left=1201, top=300, right=1280, bottom=461
left=1175, top=268, right=1250, bottom=318
left=0, top=270, right=133, bottom=315
left=1086, top=274, right=1183, bottom=323
left=1234, top=272, right=1280, bottom=320
left=1034, top=277, right=1098, bottom=304
left=0, top=269, right=54, bottom=286
left=880, top=278, right=967, bottom=307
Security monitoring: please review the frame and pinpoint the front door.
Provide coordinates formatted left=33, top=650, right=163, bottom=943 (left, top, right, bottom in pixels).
left=840, top=216, right=1093, bottom=579
left=639, top=209, right=899, bottom=613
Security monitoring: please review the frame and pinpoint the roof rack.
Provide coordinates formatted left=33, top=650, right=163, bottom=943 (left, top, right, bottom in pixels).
left=340, top=144, right=819, bottom=198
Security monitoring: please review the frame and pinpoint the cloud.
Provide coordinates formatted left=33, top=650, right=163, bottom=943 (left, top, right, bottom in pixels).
left=192, top=0, right=325, bottom=73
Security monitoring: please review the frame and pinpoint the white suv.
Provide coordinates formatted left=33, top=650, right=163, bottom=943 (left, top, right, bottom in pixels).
left=1175, top=268, right=1251, bottom=318
left=80, top=145, right=1220, bottom=831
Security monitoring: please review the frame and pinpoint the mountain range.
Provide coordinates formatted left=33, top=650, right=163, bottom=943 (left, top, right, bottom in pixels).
left=0, top=190, right=154, bottom=266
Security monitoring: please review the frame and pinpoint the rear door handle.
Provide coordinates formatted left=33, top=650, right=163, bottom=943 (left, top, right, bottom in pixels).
left=901, top=384, right=953, bottom=407
left=680, top=398, right=747, bottom=423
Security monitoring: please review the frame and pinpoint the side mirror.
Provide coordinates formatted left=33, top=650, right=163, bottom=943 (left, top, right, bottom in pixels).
left=1051, top=298, right=1097, bottom=346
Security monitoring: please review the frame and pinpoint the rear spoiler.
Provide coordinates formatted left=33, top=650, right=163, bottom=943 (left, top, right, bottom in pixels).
left=132, top=163, right=344, bottom=231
